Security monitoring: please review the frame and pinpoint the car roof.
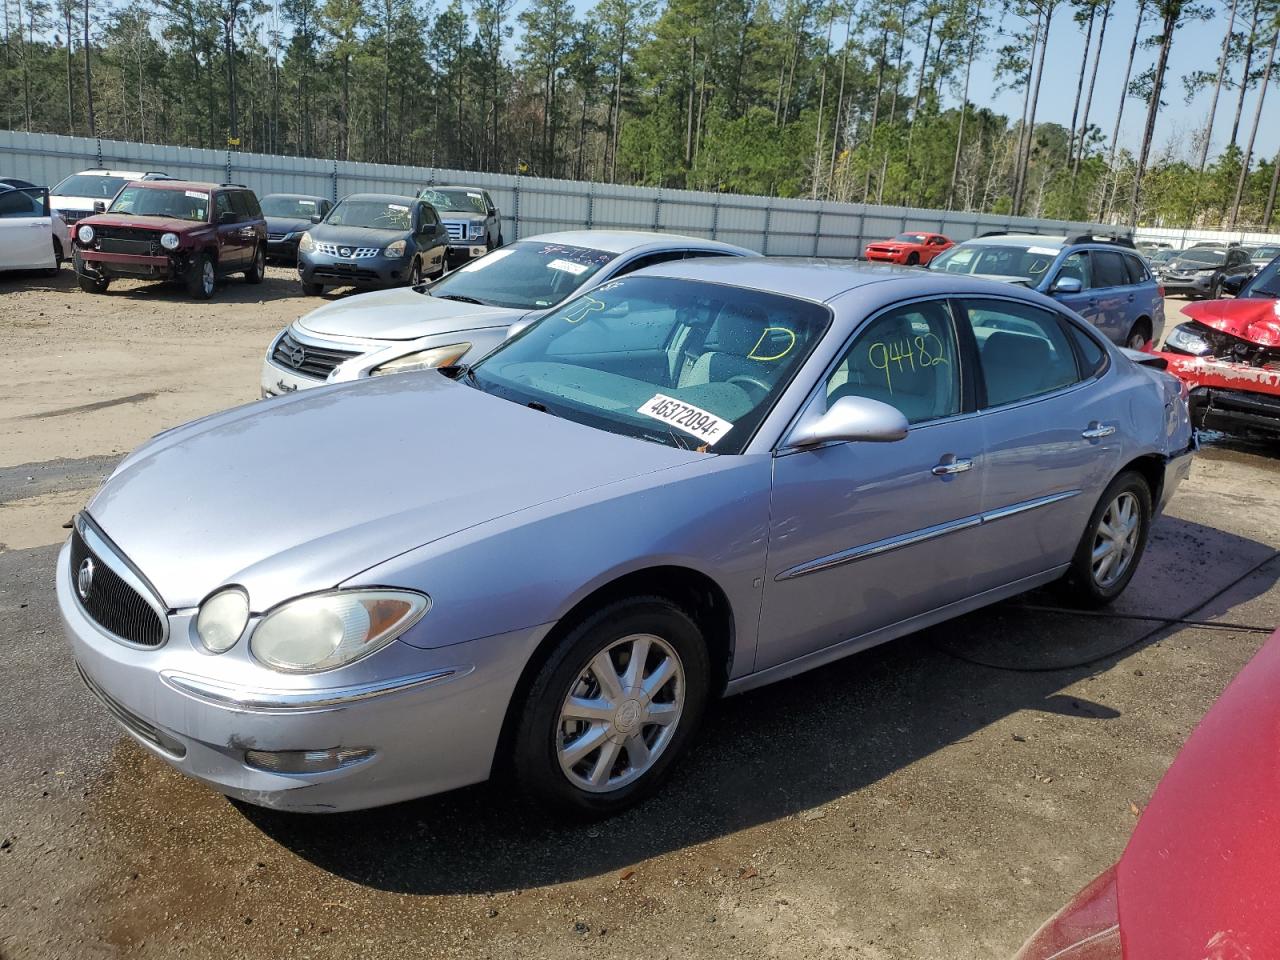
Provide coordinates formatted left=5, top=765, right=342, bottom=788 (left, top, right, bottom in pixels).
left=340, top=192, right=420, bottom=204
left=74, top=169, right=162, bottom=178
left=116, top=179, right=225, bottom=192
left=635, top=256, right=1039, bottom=303
left=521, top=229, right=755, bottom=256
left=262, top=192, right=328, bottom=201
left=429, top=185, right=490, bottom=192
left=960, top=233, right=1069, bottom=248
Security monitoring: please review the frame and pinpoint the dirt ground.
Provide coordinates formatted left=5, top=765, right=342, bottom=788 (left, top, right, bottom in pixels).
left=1, top=267, right=1278, bottom=960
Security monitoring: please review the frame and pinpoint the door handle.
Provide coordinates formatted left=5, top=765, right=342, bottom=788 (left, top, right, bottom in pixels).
left=931, top=457, right=973, bottom=477
left=1082, top=423, right=1116, bottom=440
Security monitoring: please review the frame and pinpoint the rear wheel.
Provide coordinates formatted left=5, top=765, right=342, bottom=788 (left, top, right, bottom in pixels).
left=74, top=251, right=108, bottom=293
left=1060, top=471, right=1152, bottom=608
left=244, top=244, right=265, bottom=283
left=1124, top=319, right=1151, bottom=350
left=511, top=596, right=710, bottom=818
left=186, top=253, right=216, bottom=299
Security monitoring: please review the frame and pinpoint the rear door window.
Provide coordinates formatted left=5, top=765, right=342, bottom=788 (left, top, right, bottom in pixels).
left=1092, top=251, right=1128, bottom=289
left=960, top=298, right=1082, bottom=408
left=1123, top=254, right=1148, bottom=284
left=215, top=192, right=235, bottom=221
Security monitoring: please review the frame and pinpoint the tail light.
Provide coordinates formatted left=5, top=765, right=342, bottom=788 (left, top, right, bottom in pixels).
left=1157, top=284, right=1165, bottom=297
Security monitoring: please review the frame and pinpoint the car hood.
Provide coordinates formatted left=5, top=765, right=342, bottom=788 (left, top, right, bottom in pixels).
left=309, top=224, right=407, bottom=246
left=295, top=286, right=527, bottom=340
left=80, top=212, right=207, bottom=234
left=266, top=216, right=313, bottom=234
left=1165, top=257, right=1222, bottom=271
left=1183, top=297, right=1280, bottom=347
left=1114, top=627, right=1280, bottom=957
left=86, top=373, right=703, bottom=609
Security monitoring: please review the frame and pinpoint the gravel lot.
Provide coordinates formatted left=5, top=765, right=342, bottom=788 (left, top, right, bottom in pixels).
left=2, top=266, right=1278, bottom=960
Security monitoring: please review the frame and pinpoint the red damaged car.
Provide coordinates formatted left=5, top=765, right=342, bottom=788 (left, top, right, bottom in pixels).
left=863, top=231, right=953, bottom=266
left=1014, top=627, right=1280, bottom=959
left=1158, top=256, right=1280, bottom=438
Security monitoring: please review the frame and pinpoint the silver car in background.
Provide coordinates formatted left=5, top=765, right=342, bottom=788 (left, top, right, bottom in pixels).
left=260, top=230, right=753, bottom=396
left=62, top=259, right=1194, bottom=817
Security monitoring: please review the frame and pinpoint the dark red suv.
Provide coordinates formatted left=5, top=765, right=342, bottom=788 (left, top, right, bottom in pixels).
left=72, top=180, right=267, bottom=299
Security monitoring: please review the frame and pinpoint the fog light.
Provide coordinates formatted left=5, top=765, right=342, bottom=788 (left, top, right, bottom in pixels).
left=244, top=747, right=373, bottom=774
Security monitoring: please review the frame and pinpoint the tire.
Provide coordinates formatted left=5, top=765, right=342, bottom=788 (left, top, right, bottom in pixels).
left=510, top=596, right=711, bottom=818
left=1124, top=320, right=1151, bottom=351
left=301, top=279, right=325, bottom=296
left=1060, top=471, right=1153, bottom=608
left=244, top=244, right=265, bottom=283
left=496, top=233, right=504, bottom=248
left=74, top=251, right=108, bottom=293
left=408, top=257, right=423, bottom=286
left=186, top=253, right=216, bottom=300
left=1208, top=276, right=1222, bottom=300
left=906, top=251, right=920, bottom=266
left=45, top=238, right=63, bottom=277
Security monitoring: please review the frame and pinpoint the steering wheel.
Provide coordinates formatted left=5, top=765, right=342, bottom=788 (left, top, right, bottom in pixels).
left=727, top=375, right=771, bottom=403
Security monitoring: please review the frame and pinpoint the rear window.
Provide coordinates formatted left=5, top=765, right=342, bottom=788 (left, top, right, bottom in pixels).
left=1092, top=251, right=1128, bottom=288
left=1065, top=321, right=1107, bottom=377
left=1123, top=254, right=1148, bottom=284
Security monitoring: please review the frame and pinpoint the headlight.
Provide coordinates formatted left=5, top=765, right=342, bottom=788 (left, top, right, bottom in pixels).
left=468, top=224, right=485, bottom=240
left=250, top=589, right=429, bottom=673
left=298, top=231, right=314, bottom=253
left=370, top=343, right=472, bottom=376
left=160, top=232, right=179, bottom=251
left=1165, top=324, right=1211, bottom=355
left=77, top=224, right=94, bottom=244
left=196, top=587, right=250, bottom=654
left=384, top=239, right=407, bottom=257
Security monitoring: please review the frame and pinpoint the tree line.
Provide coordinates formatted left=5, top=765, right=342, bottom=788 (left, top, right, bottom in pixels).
left=3, top=0, right=1279, bottom=229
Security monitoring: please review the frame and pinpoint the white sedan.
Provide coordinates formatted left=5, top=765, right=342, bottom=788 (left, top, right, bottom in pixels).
left=0, top=183, right=68, bottom=273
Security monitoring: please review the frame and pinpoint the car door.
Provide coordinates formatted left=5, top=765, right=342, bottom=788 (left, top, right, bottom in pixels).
left=1089, top=250, right=1134, bottom=343
left=755, top=296, right=988, bottom=671
left=415, top=201, right=446, bottom=272
left=0, top=187, right=54, bottom=270
left=1048, top=249, right=1096, bottom=321
left=214, top=191, right=247, bottom=269
left=1225, top=247, right=1253, bottom=287
left=957, top=296, right=1122, bottom=594
left=483, top=191, right=499, bottom=243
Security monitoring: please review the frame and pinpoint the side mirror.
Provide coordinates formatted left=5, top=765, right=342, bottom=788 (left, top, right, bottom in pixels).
left=784, top=395, right=909, bottom=448
left=93, top=200, right=106, bottom=214
left=310, top=213, right=322, bottom=224
left=1051, top=276, right=1083, bottom=295
left=1220, top=274, right=1247, bottom=296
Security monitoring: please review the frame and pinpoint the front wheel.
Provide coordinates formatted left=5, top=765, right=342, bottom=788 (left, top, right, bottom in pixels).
left=244, top=244, right=265, bottom=283
left=74, top=251, right=108, bottom=293
left=511, top=597, right=710, bottom=818
left=1060, top=471, right=1152, bottom=608
left=186, top=253, right=216, bottom=300
left=906, top=251, right=920, bottom=266
left=408, top=257, right=423, bottom=286
left=301, top=279, right=324, bottom=296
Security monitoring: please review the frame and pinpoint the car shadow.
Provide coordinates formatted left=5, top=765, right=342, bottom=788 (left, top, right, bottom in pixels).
left=238, top=513, right=1276, bottom=895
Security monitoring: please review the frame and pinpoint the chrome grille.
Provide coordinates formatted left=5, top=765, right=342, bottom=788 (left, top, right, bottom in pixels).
left=444, top=221, right=465, bottom=241
left=93, top=225, right=163, bottom=257
left=69, top=526, right=165, bottom=647
left=314, top=242, right=380, bottom=258
left=267, top=231, right=290, bottom=241
left=270, top=329, right=361, bottom=380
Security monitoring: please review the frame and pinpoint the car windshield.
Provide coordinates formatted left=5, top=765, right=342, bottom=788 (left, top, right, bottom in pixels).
left=1242, top=259, right=1280, bottom=298
left=427, top=241, right=617, bottom=310
left=419, top=188, right=487, bottom=215
left=893, top=233, right=928, bottom=243
left=261, top=196, right=322, bottom=218
left=1148, top=249, right=1180, bottom=262
left=467, top=276, right=829, bottom=454
left=1252, top=245, right=1280, bottom=260
left=52, top=174, right=129, bottom=199
left=326, top=199, right=412, bottom=230
left=1176, top=249, right=1226, bottom=265
left=929, top=243, right=1058, bottom=283
left=108, top=185, right=209, bottom=221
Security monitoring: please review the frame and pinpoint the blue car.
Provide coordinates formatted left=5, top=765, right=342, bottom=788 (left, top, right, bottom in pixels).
left=930, top=233, right=1165, bottom=350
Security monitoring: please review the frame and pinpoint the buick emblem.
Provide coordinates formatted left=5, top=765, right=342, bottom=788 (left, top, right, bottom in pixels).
left=283, top=342, right=307, bottom=368
left=339, top=246, right=352, bottom=258
left=77, top=557, right=96, bottom=600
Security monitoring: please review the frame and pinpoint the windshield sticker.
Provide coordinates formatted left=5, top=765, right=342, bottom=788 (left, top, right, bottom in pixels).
left=561, top=296, right=606, bottom=323
left=1027, top=245, right=1059, bottom=256
left=748, top=326, right=797, bottom=361
left=184, top=190, right=207, bottom=200
left=458, top=247, right=515, bottom=272
left=548, top=258, right=589, bottom=275
left=389, top=203, right=409, bottom=211
left=639, top=394, right=735, bottom=444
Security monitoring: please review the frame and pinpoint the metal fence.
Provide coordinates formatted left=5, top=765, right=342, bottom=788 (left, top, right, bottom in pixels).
left=9, top=129, right=1259, bottom=256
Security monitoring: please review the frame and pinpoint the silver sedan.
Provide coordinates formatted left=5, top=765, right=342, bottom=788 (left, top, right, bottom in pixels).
left=61, top=258, right=1195, bottom=816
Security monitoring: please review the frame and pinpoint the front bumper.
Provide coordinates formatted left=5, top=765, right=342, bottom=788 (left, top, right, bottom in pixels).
left=57, top=539, right=545, bottom=812
left=864, top=249, right=906, bottom=264
left=78, top=247, right=183, bottom=281
left=1160, top=353, right=1280, bottom=436
left=447, top=241, right=489, bottom=262
left=298, top=250, right=412, bottom=288
left=1160, top=273, right=1215, bottom=295
left=266, top=237, right=300, bottom=260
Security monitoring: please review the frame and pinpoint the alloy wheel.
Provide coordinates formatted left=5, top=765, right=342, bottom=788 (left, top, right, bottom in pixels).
left=556, top=633, right=685, bottom=794
left=202, top=259, right=215, bottom=296
left=1092, top=492, right=1141, bottom=588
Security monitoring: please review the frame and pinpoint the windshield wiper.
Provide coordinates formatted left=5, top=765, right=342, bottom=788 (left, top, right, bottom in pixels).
left=436, top=294, right=487, bottom=305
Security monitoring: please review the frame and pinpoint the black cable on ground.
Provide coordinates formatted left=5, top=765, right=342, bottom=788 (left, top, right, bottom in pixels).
left=929, top=550, right=1280, bottom=673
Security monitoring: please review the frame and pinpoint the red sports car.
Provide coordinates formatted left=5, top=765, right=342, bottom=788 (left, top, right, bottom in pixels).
left=863, top=232, right=953, bottom=266
left=1013, top=626, right=1280, bottom=959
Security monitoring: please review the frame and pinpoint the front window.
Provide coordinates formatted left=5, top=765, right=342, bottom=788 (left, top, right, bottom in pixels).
left=419, top=188, right=488, bottom=215
left=325, top=198, right=413, bottom=230
left=1242, top=259, right=1280, bottom=298
left=929, top=243, right=1059, bottom=284
left=261, top=196, right=322, bottom=218
left=427, top=241, right=619, bottom=310
left=109, top=185, right=209, bottom=222
left=467, top=276, right=830, bottom=453
left=1252, top=245, right=1280, bottom=261
left=53, top=174, right=129, bottom=199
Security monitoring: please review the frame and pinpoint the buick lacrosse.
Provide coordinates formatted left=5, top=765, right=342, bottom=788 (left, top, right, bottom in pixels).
left=60, top=259, right=1195, bottom=816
